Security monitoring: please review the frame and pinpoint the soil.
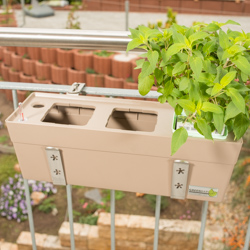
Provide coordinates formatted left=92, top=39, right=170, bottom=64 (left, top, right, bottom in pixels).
left=0, top=93, right=203, bottom=243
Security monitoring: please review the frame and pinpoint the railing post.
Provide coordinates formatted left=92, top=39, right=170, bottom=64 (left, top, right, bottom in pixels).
left=66, top=185, right=75, bottom=250
left=198, top=201, right=209, bottom=250
left=12, top=90, right=37, bottom=250
left=111, top=189, right=116, bottom=250
left=125, top=0, right=129, bottom=31
left=153, top=195, right=161, bottom=250
left=243, top=217, right=250, bottom=250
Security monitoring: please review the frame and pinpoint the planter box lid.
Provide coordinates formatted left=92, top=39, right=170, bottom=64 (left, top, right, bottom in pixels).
left=6, top=93, right=242, bottom=165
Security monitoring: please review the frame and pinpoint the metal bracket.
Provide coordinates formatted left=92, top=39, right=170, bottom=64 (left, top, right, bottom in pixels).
left=67, top=82, right=85, bottom=95
left=45, top=147, right=66, bottom=186
left=171, top=160, right=189, bottom=200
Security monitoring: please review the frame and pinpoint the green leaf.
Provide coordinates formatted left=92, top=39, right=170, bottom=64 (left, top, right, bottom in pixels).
left=176, top=52, right=188, bottom=62
left=196, top=117, right=213, bottom=140
left=203, top=40, right=217, bottom=55
left=171, top=127, right=188, bottom=155
left=189, top=57, right=203, bottom=80
left=226, top=88, right=246, bottom=113
left=177, top=99, right=196, bottom=113
left=198, top=73, right=215, bottom=85
left=220, top=71, right=237, bottom=88
left=163, top=81, right=174, bottom=97
left=227, top=44, right=246, bottom=54
left=172, top=62, right=186, bottom=75
left=141, top=61, right=154, bottom=78
left=203, top=23, right=220, bottom=32
left=201, top=102, right=223, bottom=114
left=128, top=28, right=140, bottom=39
left=211, top=83, right=223, bottom=96
left=224, top=101, right=242, bottom=122
left=188, top=32, right=209, bottom=44
left=166, top=43, right=186, bottom=59
left=219, top=29, right=231, bottom=50
left=175, top=104, right=183, bottom=116
left=233, top=113, right=250, bottom=140
left=225, top=20, right=240, bottom=26
left=148, top=50, right=159, bottom=70
left=138, top=74, right=154, bottom=96
left=154, top=68, right=164, bottom=84
left=172, top=29, right=186, bottom=44
left=232, top=56, right=250, bottom=75
left=241, top=72, right=248, bottom=83
left=135, top=59, right=145, bottom=69
left=158, top=95, right=167, bottom=104
left=213, top=113, right=224, bottom=134
left=179, top=77, right=190, bottom=91
left=127, top=38, right=143, bottom=52
left=208, top=189, right=218, bottom=197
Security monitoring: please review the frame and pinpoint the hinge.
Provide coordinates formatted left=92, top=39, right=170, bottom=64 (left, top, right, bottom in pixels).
left=171, top=160, right=189, bottom=200
left=67, top=82, right=85, bottom=95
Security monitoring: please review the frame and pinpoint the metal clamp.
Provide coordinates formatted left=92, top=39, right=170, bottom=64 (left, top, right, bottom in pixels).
left=67, top=82, right=85, bottom=95
left=45, top=147, right=66, bottom=186
left=171, top=160, right=189, bottom=200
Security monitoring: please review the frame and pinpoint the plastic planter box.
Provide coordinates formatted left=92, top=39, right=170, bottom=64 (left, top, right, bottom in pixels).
left=6, top=93, right=242, bottom=202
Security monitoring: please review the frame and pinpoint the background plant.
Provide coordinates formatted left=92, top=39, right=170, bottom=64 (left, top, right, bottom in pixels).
left=66, top=2, right=81, bottom=30
left=127, top=20, right=250, bottom=155
left=0, top=174, right=57, bottom=222
left=144, top=194, right=169, bottom=211
left=38, top=197, right=56, bottom=214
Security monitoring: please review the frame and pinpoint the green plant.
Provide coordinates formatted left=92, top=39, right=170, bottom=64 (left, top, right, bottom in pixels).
left=86, top=68, right=96, bottom=74
left=145, top=194, right=169, bottom=211
left=93, top=50, right=115, bottom=57
left=0, top=135, right=8, bottom=143
left=148, top=8, right=177, bottom=29
left=127, top=20, right=250, bottom=155
left=126, top=76, right=135, bottom=82
left=22, top=53, right=30, bottom=59
left=102, top=189, right=125, bottom=202
left=79, top=215, right=98, bottom=225
left=38, top=198, right=56, bottom=214
left=0, top=154, right=17, bottom=187
left=66, top=2, right=81, bottom=30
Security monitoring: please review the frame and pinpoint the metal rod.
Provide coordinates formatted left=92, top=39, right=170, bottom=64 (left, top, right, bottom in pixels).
left=2, top=0, right=6, bottom=11
left=111, top=190, right=115, bottom=250
left=198, top=201, right=209, bottom=250
left=243, top=217, right=250, bottom=250
left=0, top=28, right=133, bottom=51
left=153, top=195, right=161, bottom=250
left=66, top=185, right=75, bottom=250
left=24, top=179, right=37, bottom=250
left=0, top=82, right=159, bottom=99
left=20, top=0, right=26, bottom=27
left=12, top=90, right=18, bottom=110
left=125, top=0, right=129, bottom=31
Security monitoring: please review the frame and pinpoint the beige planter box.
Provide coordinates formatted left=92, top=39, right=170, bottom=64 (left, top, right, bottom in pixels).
left=6, top=93, right=242, bottom=202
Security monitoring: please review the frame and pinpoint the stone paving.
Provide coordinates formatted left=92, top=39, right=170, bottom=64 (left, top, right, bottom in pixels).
left=14, top=9, right=250, bottom=32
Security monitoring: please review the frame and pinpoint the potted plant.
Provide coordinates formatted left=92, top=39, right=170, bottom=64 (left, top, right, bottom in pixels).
left=41, top=48, right=57, bottom=64
left=19, top=72, right=33, bottom=83
left=104, top=74, right=124, bottom=89
left=73, top=50, right=93, bottom=71
left=11, top=52, right=23, bottom=71
left=93, top=50, right=115, bottom=75
left=127, top=20, right=250, bottom=155
left=85, top=68, right=104, bottom=87
left=35, top=60, right=51, bottom=81
left=32, top=76, right=52, bottom=84
left=16, top=47, right=28, bottom=57
left=67, top=67, right=85, bottom=85
left=51, top=64, right=67, bottom=85
left=22, top=53, right=36, bottom=77
left=3, top=48, right=13, bottom=66
left=27, top=47, right=41, bottom=61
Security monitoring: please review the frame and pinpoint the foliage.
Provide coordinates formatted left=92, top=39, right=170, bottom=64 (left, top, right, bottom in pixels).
left=127, top=20, right=250, bottom=155
left=86, top=68, right=96, bottom=74
left=0, top=154, right=17, bottom=187
left=93, top=50, right=115, bottom=57
left=79, top=215, right=98, bottom=225
left=0, top=135, right=8, bottom=144
left=102, top=189, right=125, bottom=202
left=126, top=76, right=135, bottom=83
left=81, top=201, right=108, bottom=214
left=0, top=174, right=57, bottom=222
left=144, top=194, right=169, bottom=211
left=222, top=217, right=249, bottom=250
left=148, top=8, right=177, bottom=29
left=38, top=198, right=56, bottom=214
left=66, top=2, right=81, bottom=30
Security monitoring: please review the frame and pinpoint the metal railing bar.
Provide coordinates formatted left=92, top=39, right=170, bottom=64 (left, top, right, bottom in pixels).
left=0, top=28, right=132, bottom=50
left=12, top=89, right=37, bottom=250
left=153, top=195, right=161, bottom=250
left=0, top=82, right=159, bottom=99
left=20, top=0, right=26, bottom=27
left=197, top=201, right=209, bottom=250
left=111, top=190, right=115, bottom=250
left=66, top=185, right=75, bottom=250
left=243, top=217, right=250, bottom=250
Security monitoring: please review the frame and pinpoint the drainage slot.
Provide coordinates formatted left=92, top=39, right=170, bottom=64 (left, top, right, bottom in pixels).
left=106, top=109, right=157, bottom=132
left=42, top=104, right=95, bottom=126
